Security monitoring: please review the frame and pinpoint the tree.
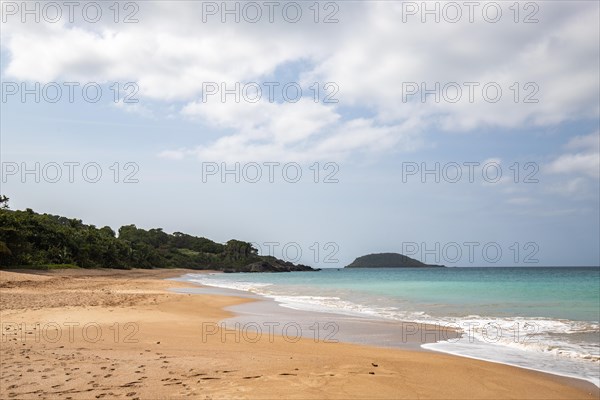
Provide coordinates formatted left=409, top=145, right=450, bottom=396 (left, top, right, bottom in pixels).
left=224, top=240, right=257, bottom=261
left=0, top=195, right=9, bottom=209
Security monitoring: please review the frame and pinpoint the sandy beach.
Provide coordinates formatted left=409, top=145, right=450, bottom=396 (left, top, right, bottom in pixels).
left=1, top=268, right=598, bottom=400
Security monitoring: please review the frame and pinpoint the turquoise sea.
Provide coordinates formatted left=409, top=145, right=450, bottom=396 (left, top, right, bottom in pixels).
left=184, top=267, right=600, bottom=386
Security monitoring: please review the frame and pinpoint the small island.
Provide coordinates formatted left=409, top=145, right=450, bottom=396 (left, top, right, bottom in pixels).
left=345, top=252, right=445, bottom=268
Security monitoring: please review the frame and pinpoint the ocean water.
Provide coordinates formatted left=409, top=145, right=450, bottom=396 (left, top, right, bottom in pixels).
left=183, top=267, right=600, bottom=386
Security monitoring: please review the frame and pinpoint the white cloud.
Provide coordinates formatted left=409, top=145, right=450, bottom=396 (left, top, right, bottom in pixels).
left=566, top=132, right=600, bottom=151
left=2, top=1, right=598, bottom=161
left=182, top=98, right=339, bottom=144
left=304, top=2, right=599, bottom=130
left=547, top=132, right=600, bottom=178
left=548, top=153, right=599, bottom=178
left=175, top=98, right=420, bottom=162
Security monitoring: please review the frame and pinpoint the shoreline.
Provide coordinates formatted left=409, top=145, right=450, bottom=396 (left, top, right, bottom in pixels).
left=1, top=268, right=598, bottom=399
left=183, top=269, right=600, bottom=388
left=169, top=285, right=462, bottom=351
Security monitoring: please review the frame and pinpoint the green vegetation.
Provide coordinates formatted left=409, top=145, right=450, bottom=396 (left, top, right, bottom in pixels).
left=0, top=196, right=315, bottom=272
left=345, top=253, right=445, bottom=268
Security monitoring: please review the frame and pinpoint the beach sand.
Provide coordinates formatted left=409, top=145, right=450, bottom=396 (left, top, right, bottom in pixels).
left=1, top=268, right=598, bottom=399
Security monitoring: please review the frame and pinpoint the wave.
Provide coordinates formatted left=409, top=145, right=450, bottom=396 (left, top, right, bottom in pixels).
left=187, top=275, right=273, bottom=292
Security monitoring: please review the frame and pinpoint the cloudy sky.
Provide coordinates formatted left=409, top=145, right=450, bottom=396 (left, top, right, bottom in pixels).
left=1, top=0, right=598, bottom=267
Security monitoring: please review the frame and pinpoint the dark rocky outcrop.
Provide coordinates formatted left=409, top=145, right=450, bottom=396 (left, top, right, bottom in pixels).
left=224, top=257, right=319, bottom=273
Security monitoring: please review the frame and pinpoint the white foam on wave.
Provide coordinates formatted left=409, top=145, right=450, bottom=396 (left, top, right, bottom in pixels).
left=271, top=294, right=430, bottom=322
left=186, top=274, right=273, bottom=293
left=424, top=315, right=600, bottom=359
left=422, top=340, right=600, bottom=388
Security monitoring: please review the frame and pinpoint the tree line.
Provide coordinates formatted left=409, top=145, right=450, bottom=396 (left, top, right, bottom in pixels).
left=0, top=195, right=306, bottom=272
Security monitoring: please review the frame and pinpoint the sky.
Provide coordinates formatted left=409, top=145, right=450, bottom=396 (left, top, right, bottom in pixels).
left=1, top=0, right=599, bottom=267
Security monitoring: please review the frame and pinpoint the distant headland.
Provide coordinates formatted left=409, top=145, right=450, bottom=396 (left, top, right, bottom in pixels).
left=345, top=253, right=445, bottom=268
left=0, top=195, right=317, bottom=273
